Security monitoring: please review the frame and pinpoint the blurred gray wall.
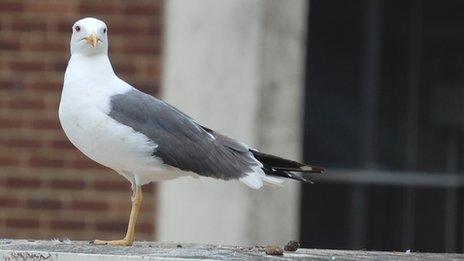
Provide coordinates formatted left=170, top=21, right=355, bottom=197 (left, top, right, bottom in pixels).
left=158, top=0, right=308, bottom=245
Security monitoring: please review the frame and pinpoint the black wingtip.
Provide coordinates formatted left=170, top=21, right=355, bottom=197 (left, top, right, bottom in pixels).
left=273, top=165, right=325, bottom=174
left=304, top=165, right=325, bottom=174
left=275, top=170, right=315, bottom=184
left=300, top=176, right=315, bottom=184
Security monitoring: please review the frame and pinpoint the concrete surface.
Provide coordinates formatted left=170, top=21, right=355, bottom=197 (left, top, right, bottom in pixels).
left=1, top=240, right=463, bottom=260
left=159, top=0, right=307, bottom=246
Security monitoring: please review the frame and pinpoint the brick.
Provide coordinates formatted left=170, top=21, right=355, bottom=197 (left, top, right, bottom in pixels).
left=0, top=79, right=24, bottom=91
left=56, top=19, right=75, bottom=33
left=9, top=99, right=44, bottom=110
left=9, top=61, right=46, bottom=72
left=117, top=44, right=160, bottom=55
left=25, top=1, right=73, bottom=13
left=31, top=81, right=62, bottom=92
left=137, top=222, right=154, bottom=233
left=94, top=180, right=128, bottom=191
left=137, top=84, right=160, bottom=95
left=11, top=20, right=47, bottom=32
left=0, top=157, right=20, bottom=167
left=143, top=184, right=155, bottom=193
left=25, top=41, right=67, bottom=52
left=50, top=179, right=86, bottom=190
left=31, top=119, right=60, bottom=130
left=107, top=24, right=140, bottom=36
left=109, top=24, right=161, bottom=37
left=71, top=200, right=108, bottom=211
left=50, top=139, right=74, bottom=150
left=145, top=63, right=161, bottom=77
left=124, top=3, right=161, bottom=15
left=0, top=117, right=23, bottom=128
left=29, top=157, right=65, bottom=168
left=0, top=197, right=18, bottom=207
left=6, top=218, right=39, bottom=229
left=113, top=63, right=136, bottom=75
left=71, top=159, right=105, bottom=170
left=0, top=39, right=20, bottom=51
left=0, top=0, right=161, bottom=241
left=95, top=221, right=127, bottom=233
left=78, top=3, right=121, bottom=15
left=27, top=199, right=61, bottom=210
left=52, top=61, right=68, bottom=72
left=7, top=139, right=42, bottom=149
left=0, top=80, right=13, bottom=90
left=6, top=177, right=41, bottom=188
left=0, top=2, right=23, bottom=12
left=116, top=200, right=131, bottom=212
left=140, top=202, right=154, bottom=213
left=141, top=22, right=163, bottom=36
left=46, top=99, right=61, bottom=112
left=49, top=220, right=85, bottom=230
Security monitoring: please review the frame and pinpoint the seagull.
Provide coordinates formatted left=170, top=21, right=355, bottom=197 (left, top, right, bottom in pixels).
left=58, top=17, right=324, bottom=246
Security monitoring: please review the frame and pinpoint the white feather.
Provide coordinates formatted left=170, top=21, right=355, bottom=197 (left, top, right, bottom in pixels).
left=239, top=162, right=284, bottom=189
left=239, top=174, right=263, bottom=189
left=262, top=176, right=284, bottom=186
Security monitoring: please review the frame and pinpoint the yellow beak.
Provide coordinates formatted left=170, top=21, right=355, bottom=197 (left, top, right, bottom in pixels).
left=84, top=33, right=99, bottom=47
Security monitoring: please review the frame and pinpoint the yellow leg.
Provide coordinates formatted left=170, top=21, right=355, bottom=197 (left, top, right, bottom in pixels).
left=94, top=186, right=143, bottom=246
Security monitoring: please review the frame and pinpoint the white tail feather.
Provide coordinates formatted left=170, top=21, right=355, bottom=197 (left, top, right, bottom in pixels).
left=262, top=175, right=284, bottom=186
left=239, top=173, right=263, bottom=189
left=240, top=171, right=284, bottom=189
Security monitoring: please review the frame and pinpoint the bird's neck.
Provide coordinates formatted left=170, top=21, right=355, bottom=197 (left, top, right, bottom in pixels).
left=66, top=54, right=116, bottom=81
left=63, top=54, right=130, bottom=98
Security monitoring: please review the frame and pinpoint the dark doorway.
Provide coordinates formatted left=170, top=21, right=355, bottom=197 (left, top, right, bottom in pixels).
left=302, top=0, right=464, bottom=253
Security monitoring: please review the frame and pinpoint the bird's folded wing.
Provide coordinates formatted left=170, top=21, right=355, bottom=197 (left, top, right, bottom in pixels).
left=107, top=88, right=260, bottom=180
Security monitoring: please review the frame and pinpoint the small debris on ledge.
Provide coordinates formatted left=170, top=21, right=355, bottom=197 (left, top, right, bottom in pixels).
left=265, top=245, right=284, bottom=255
left=284, top=240, right=300, bottom=251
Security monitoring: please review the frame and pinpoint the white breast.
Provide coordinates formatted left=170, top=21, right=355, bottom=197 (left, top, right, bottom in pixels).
left=59, top=55, right=172, bottom=185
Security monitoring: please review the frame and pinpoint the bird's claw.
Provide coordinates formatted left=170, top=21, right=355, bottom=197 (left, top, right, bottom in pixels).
left=92, top=238, right=134, bottom=246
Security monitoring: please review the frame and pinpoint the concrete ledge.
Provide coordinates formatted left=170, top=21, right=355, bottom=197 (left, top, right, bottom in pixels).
left=0, top=240, right=462, bottom=260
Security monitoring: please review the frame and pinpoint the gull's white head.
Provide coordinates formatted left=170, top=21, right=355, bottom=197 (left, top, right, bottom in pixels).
left=70, top=17, right=108, bottom=56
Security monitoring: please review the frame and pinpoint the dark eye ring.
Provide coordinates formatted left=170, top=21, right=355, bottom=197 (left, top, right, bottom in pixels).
left=75, top=26, right=81, bottom=32
left=103, top=28, right=107, bottom=34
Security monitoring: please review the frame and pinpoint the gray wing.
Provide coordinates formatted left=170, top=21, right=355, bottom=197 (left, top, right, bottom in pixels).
left=108, top=89, right=259, bottom=180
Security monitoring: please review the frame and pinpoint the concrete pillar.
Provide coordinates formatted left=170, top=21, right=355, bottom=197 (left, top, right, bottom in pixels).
left=158, top=0, right=308, bottom=246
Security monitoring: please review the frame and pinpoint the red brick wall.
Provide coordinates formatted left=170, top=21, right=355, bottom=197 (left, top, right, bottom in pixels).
left=0, top=0, right=162, bottom=240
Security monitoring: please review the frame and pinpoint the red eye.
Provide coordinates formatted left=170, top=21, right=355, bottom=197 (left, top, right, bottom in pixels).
left=75, top=26, right=81, bottom=32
